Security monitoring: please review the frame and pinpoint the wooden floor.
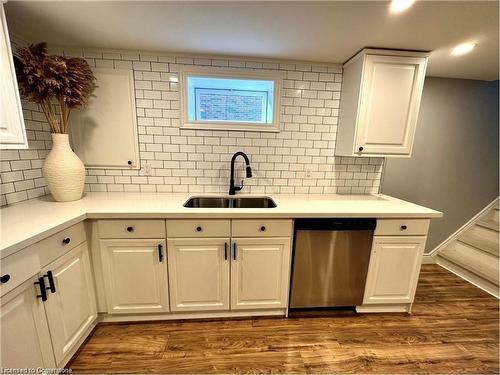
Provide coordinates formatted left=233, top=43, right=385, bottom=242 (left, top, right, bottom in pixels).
left=67, top=265, right=499, bottom=374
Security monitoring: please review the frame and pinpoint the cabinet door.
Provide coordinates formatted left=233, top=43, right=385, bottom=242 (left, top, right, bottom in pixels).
left=356, top=55, right=426, bottom=156
left=0, top=276, right=55, bottom=368
left=363, top=236, right=426, bottom=304
left=0, top=4, right=27, bottom=149
left=100, top=239, right=169, bottom=314
left=167, top=238, right=230, bottom=311
left=231, top=237, right=291, bottom=310
left=41, top=242, right=97, bottom=365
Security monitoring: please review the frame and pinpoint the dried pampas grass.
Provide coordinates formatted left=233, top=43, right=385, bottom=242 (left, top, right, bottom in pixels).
left=14, top=42, right=96, bottom=134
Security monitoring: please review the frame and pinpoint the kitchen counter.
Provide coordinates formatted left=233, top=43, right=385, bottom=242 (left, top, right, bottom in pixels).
left=0, top=192, right=442, bottom=258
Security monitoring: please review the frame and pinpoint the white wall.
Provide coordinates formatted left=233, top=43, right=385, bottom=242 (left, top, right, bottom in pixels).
left=382, top=77, right=499, bottom=253
left=0, top=46, right=384, bottom=205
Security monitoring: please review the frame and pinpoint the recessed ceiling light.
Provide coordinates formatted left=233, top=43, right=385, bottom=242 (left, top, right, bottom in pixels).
left=389, top=0, right=415, bottom=13
left=451, top=42, right=477, bottom=56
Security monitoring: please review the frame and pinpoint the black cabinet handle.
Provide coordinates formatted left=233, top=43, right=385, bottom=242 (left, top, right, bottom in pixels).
left=196, top=226, right=202, bottom=232
left=62, top=238, right=71, bottom=245
left=127, top=160, right=132, bottom=166
left=35, top=277, right=47, bottom=301
left=260, top=226, right=266, bottom=232
left=127, top=226, right=134, bottom=232
left=224, top=243, right=228, bottom=261
left=233, top=242, right=237, bottom=261
left=358, top=146, right=364, bottom=152
left=158, top=244, right=163, bottom=262
left=0, top=274, right=10, bottom=284
left=401, top=225, right=408, bottom=230
left=44, top=271, right=56, bottom=294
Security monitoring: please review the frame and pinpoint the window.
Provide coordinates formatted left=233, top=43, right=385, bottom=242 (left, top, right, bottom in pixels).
left=180, top=67, right=281, bottom=132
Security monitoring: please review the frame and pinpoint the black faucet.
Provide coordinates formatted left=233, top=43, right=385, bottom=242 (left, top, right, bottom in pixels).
left=229, top=152, right=252, bottom=195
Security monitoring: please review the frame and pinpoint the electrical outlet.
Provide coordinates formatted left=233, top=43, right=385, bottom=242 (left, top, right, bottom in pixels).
left=141, top=163, right=153, bottom=176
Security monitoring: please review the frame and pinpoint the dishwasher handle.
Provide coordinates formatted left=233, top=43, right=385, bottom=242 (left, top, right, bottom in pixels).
left=294, top=218, right=376, bottom=231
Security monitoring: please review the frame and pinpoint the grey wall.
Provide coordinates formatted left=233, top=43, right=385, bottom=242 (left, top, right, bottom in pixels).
left=382, top=77, right=499, bottom=253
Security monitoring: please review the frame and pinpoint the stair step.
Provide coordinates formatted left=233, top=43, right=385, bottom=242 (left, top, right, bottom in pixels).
left=439, top=242, right=499, bottom=285
left=457, top=231, right=499, bottom=257
left=477, top=218, right=499, bottom=232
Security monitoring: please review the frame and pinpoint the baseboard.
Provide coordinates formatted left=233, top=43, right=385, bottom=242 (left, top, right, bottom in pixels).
left=437, top=257, right=499, bottom=298
left=428, top=197, right=499, bottom=257
left=98, top=308, right=286, bottom=323
left=355, top=304, right=410, bottom=313
left=421, top=254, right=436, bottom=264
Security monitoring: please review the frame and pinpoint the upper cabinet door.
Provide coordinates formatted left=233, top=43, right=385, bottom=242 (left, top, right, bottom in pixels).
left=0, top=4, right=28, bottom=149
left=41, top=243, right=97, bottom=366
left=167, top=238, right=230, bottom=312
left=335, top=49, right=428, bottom=158
left=70, top=68, right=140, bottom=169
left=356, top=55, right=426, bottom=156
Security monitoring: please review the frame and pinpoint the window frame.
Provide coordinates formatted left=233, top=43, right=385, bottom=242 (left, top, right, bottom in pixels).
left=179, top=66, right=282, bottom=132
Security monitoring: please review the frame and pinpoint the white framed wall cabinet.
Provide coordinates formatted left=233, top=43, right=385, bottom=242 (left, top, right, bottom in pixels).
left=362, top=236, right=427, bottom=305
left=100, top=239, right=169, bottom=314
left=336, top=49, right=428, bottom=157
left=0, top=3, right=28, bottom=149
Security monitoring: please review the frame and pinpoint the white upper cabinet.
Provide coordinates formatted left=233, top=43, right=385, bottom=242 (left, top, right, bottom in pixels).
left=70, top=68, right=140, bottom=169
left=0, top=4, right=27, bottom=149
left=336, top=49, right=428, bottom=157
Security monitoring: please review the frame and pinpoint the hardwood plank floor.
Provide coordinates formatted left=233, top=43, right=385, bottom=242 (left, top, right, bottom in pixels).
left=67, top=265, right=499, bottom=373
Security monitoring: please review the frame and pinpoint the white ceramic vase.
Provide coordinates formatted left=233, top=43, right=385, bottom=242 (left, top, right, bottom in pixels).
left=42, top=133, right=85, bottom=202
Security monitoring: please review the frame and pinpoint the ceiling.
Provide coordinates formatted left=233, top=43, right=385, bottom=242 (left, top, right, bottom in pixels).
left=4, top=1, right=499, bottom=81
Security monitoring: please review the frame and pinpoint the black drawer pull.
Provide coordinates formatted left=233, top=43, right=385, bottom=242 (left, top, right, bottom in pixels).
left=127, top=160, right=132, bottom=166
left=196, top=226, right=202, bottom=232
left=224, top=243, right=228, bottom=260
left=127, top=226, right=134, bottom=232
left=62, top=238, right=71, bottom=245
left=233, top=242, right=237, bottom=260
left=401, top=225, right=408, bottom=230
left=158, top=244, right=163, bottom=262
left=358, top=146, right=364, bottom=152
left=35, top=277, right=47, bottom=301
left=260, top=226, right=266, bottom=232
left=44, top=271, right=56, bottom=293
left=1, top=274, right=10, bottom=284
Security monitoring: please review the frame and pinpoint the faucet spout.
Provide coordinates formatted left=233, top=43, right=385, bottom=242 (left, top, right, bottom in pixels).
left=229, top=152, right=252, bottom=195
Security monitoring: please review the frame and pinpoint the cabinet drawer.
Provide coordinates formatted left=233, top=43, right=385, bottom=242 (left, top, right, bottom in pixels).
left=166, top=220, right=230, bottom=238
left=0, top=246, right=40, bottom=297
left=98, top=220, right=166, bottom=239
left=375, top=219, right=429, bottom=236
left=232, top=219, right=293, bottom=237
left=37, top=222, right=87, bottom=267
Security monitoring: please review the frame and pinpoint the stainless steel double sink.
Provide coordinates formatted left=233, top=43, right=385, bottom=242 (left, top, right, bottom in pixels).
left=184, top=196, right=277, bottom=209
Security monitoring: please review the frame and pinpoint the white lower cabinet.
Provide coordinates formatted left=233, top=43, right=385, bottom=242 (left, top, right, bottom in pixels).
left=41, top=242, right=97, bottom=365
left=363, top=236, right=426, bottom=304
left=100, top=239, right=169, bottom=314
left=167, top=238, right=230, bottom=311
left=0, top=276, right=55, bottom=368
left=231, top=237, right=291, bottom=310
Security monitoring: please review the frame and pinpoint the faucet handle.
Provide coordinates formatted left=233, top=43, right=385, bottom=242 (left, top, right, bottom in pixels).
left=236, top=179, right=244, bottom=192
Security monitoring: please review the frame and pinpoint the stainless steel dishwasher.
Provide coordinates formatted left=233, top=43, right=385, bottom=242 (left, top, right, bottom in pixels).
left=289, top=218, right=376, bottom=309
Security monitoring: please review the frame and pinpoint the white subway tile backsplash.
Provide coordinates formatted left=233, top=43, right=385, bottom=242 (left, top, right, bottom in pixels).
left=0, top=48, right=384, bottom=206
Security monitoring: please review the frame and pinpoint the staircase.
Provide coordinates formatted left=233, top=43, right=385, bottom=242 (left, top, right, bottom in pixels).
left=436, top=198, right=499, bottom=298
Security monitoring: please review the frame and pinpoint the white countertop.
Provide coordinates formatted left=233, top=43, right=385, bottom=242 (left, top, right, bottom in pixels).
left=0, top=192, right=442, bottom=258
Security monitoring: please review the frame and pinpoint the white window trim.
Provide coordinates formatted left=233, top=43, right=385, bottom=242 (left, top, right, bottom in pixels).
left=179, top=66, right=282, bottom=133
